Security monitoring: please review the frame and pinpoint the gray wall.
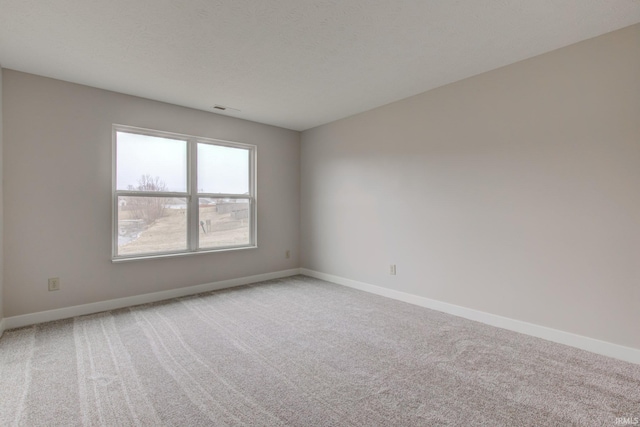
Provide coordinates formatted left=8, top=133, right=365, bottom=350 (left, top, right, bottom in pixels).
left=3, top=70, right=300, bottom=317
left=0, top=66, right=4, bottom=323
left=301, top=24, right=640, bottom=349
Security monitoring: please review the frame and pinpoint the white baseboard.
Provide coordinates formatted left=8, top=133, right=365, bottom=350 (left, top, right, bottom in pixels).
left=4, top=268, right=301, bottom=331
left=300, top=268, right=640, bottom=365
left=0, top=318, right=5, bottom=338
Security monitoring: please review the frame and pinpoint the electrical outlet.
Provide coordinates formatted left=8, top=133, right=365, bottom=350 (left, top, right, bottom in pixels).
left=286, top=250, right=290, bottom=259
left=48, top=277, right=60, bottom=291
left=390, top=265, right=397, bottom=275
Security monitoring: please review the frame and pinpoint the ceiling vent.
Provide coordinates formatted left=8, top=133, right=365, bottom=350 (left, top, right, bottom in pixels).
left=213, top=104, right=241, bottom=112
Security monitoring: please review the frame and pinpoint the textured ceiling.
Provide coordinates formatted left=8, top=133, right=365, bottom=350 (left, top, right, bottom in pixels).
left=1, top=1, right=640, bottom=131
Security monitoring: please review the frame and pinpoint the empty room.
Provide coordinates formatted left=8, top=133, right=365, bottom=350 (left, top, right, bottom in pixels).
left=1, top=1, right=639, bottom=426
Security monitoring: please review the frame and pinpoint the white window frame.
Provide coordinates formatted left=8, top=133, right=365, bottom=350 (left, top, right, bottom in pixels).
left=112, top=124, right=257, bottom=261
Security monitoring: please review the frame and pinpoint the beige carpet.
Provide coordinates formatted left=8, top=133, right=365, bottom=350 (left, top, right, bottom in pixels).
left=1, top=275, right=638, bottom=426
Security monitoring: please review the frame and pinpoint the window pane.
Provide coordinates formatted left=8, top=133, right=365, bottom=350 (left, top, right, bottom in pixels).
left=197, top=143, right=249, bottom=194
left=117, top=131, right=187, bottom=192
left=199, top=198, right=250, bottom=249
left=117, top=196, right=187, bottom=255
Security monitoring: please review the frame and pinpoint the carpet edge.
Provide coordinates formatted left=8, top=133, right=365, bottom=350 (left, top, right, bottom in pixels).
left=3, top=268, right=302, bottom=331
left=299, top=268, right=640, bottom=365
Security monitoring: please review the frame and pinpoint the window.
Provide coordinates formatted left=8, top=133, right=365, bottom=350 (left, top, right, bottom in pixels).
left=113, top=125, right=256, bottom=260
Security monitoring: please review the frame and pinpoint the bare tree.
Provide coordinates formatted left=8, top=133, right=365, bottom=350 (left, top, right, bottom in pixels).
left=128, top=175, right=169, bottom=225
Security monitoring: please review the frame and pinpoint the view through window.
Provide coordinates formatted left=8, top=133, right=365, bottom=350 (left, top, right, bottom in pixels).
left=113, top=126, right=255, bottom=259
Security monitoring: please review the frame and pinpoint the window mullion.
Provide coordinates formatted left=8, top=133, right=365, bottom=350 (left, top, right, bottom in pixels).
left=115, top=191, right=188, bottom=198
left=188, top=139, right=199, bottom=251
left=196, top=193, right=249, bottom=199
left=250, top=147, right=256, bottom=246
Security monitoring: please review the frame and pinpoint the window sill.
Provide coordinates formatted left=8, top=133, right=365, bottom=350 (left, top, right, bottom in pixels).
left=111, top=245, right=257, bottom=263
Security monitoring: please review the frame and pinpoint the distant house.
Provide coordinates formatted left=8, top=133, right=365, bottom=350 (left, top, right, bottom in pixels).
left=217, top=202, right=249, bottom=214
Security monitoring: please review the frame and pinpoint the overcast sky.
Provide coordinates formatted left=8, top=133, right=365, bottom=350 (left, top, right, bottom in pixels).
left=116, top=132, right=249, bottom=194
